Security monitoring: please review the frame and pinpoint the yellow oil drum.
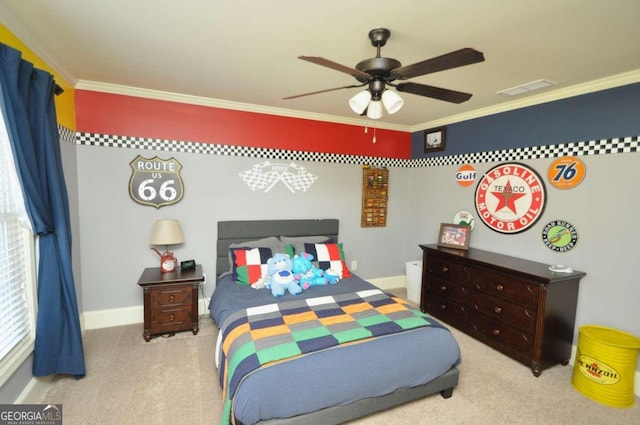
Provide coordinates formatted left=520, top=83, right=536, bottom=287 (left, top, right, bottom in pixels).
left=572, top=325, right=640, bottom=408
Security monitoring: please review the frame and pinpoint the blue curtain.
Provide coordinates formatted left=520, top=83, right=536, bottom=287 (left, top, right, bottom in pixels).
left=0, top=43, right=85, bottom=377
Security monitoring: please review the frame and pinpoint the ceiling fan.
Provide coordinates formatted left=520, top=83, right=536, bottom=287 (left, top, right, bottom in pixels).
left=284, top=28, right=485, bottom=119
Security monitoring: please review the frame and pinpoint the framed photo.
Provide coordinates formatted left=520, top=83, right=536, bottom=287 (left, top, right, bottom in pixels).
left=424, top=126, right=446, bottom=152
left=437, top=223, right=471, bottom=250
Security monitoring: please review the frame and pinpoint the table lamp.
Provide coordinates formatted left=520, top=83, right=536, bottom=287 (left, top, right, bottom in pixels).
left=149, top=219, right=184, bottom=272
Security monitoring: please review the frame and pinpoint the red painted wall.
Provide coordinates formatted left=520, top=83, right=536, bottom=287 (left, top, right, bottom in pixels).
left=75, top=90, right=411, bottom=158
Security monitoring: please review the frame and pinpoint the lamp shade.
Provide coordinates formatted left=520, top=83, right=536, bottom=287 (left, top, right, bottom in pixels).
left=382, top=90, right=404, bottom=114
left=349, top=90, right=372, bottom=114
left=366, top=100, right=383, bottom=119
left=149, top=219, right=184, bottom=245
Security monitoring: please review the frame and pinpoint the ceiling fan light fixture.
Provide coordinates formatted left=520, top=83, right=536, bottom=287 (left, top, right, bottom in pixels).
left=349, top=90, right=372, bottom=114
left=366, top=100, right=383, bottom=119
left=382, top=90, right=404, bottom=114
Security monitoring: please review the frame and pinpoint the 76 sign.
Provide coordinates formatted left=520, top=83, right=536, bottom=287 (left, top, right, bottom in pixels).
left=129, top=155, right=184, bottom=208
left=547, top=156, right=586, bottom=190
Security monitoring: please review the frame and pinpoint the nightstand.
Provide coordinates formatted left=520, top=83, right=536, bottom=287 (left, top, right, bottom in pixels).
left=137, top=264, right=204, bottom=342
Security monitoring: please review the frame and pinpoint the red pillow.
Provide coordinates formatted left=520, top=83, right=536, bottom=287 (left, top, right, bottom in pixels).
left=303, top=243, right=351, bottom=279
left=230, top=247, right=272, bottom=285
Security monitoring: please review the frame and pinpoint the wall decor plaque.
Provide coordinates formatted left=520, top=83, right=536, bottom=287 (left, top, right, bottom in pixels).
left=542, top=220, right=578, bottom=252
left=474, top=162, right=546, bottom=234
left=547, top=156, right=586, bottom=189
left=453, top=209, right=475, bottom=231
left=361, top=166, right=388, bottom=227
left=455, top=164, right=477, bottom=187
left=424, top=126, right=446, bottom=153
left=129, top=155, right=184, bottom=208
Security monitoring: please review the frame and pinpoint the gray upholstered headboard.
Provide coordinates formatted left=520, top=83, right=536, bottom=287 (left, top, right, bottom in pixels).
left=216, top=219, right=339, bottom=276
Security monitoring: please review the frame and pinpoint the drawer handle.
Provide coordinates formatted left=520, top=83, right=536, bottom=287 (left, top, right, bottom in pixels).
left=440, top=304, right=447, bottom=310
left=441, top=266, right=449, bottom=272
left=492, top=329, right=501, bottom=336
left=495, top=284, right=504, bottom=291
left=525, top=310, right=533, bottom=319
left=169, top=314, right=175, bottom=322
left=494, top=306, right=502, bottom=314
left=440, top=285, right=447, bottom=292
left=169, top=295, right=175, bottom=303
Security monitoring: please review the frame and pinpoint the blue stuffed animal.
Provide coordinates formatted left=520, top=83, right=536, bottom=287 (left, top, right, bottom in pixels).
left=292, top=252, right=328, bottom=289
left=265, top=253, right=302, bottom=297
left=324, top=268, right=340, bottom=285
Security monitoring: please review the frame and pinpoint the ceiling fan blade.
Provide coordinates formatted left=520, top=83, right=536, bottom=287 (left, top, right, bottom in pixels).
left=283, top=84, right=364, bottom=100
left=396, top=82, right=473, bottom=104
left=298, top=56, right=370, bottom=79
left=392, top=48, right=485, bottom=80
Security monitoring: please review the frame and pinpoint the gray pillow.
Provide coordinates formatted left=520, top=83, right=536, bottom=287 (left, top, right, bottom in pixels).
left=280, top=235, right=334, bottom=256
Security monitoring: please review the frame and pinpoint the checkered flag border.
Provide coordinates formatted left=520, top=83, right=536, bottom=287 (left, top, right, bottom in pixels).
left=68, top=127, right=638, bottom=168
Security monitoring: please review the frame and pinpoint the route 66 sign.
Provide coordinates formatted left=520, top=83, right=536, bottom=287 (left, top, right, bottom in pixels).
left=129, top=155, right=184, bottom=208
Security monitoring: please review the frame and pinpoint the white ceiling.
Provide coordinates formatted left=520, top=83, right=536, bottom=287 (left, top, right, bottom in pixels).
left=2, top=0, right=640, bottom=131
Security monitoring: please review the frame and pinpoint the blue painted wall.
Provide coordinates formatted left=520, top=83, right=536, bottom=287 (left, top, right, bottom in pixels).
left=412, top=82, right=640, bottom=157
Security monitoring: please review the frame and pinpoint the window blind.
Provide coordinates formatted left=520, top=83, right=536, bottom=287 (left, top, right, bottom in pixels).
left=0, top=106, right=36, bottom=385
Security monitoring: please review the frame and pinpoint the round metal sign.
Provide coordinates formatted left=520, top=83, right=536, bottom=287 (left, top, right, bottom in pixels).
left=474, top=163, right=546, bottom=234
left=547, top=156, right=586, bottom=189
left=542, top=220, right=578, bottom=252
left=453, top=209, right=475, bottom=230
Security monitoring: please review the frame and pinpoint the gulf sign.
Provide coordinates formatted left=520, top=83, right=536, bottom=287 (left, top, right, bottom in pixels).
left=456, top=164, right=477, bottom=187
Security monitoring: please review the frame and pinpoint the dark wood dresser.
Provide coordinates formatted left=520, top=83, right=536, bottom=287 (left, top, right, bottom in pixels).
left=419, top=244, right=585, bottom=376
left=137, top=265, right=203, bottom=341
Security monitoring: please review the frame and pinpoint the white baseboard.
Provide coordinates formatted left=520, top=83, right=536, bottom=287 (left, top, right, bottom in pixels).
left=15, top=376, right=53, bottom=403
left=81, top=298, right=210, bottom=330
left=367, top=274, right=405, bottom=291
left=81, top=305, right=143, bottom=330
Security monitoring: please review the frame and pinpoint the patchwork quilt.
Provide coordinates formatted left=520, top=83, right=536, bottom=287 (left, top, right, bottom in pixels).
left=218, top=289, right=440, bottom=425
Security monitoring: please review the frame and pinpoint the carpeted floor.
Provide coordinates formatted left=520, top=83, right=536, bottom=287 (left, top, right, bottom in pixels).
left=41, top=290, right=640, bottom=425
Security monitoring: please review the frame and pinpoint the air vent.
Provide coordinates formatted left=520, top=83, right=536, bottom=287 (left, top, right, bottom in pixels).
left=498, top=79, right=555, bottom=96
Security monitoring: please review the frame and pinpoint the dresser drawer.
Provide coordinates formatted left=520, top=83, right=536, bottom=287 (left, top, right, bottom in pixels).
left=471, top=292, right=536, bottom=332
left=151, top=287, right=192, bottom=307
left=473, top=269, right=539, bottom=308
left=152, top=307, right=192, bottom=330
left=470, top=313, right=533, bottom=353
left=425, top=276, right=469, bottom=305
left=424, top=294, right=468, bottom=328
left=425, top=256, right=471, bottom=285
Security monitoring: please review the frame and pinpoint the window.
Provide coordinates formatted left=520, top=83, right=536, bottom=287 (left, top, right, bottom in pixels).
left=0, top=107, right=37, bottom=387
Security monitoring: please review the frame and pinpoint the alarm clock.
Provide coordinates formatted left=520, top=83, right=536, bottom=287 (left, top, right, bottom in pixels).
left=181, top=259, right=196, bottom=270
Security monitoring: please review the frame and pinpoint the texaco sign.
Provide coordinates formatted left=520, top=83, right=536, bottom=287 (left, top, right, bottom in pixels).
left=474, top=163, right=546, bottom=234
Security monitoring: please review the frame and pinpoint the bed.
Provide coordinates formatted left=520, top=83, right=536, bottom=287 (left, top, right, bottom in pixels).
left=209, top=219, right=461, bottom=425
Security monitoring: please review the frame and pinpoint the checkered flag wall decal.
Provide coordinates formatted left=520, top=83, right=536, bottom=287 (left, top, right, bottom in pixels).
left=239, top=161, right=318, bottom=193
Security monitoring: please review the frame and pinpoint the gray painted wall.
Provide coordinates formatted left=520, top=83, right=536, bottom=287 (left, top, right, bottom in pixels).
left=74, top=146, right=411, bottom=312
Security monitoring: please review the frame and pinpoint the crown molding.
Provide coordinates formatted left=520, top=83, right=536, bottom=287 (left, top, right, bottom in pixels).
left=75, top=80, right=410, bottom=132
left=409, top=69, right=640, bottom=132
left=78, top=69, right=640, bottom=136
